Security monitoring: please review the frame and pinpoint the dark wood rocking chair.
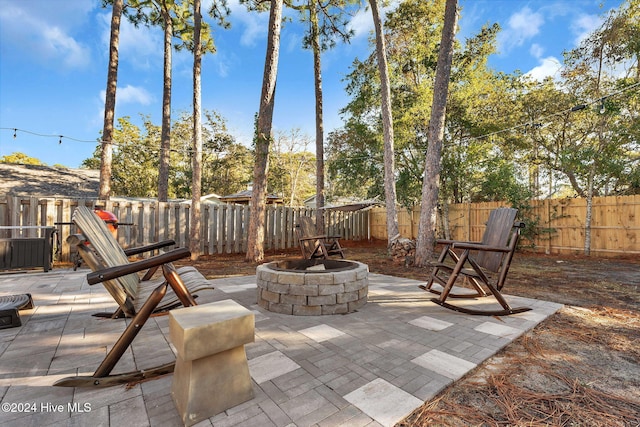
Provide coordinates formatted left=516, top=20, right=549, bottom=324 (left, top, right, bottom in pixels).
left=419, top=207, right=531, bottom=316
left=54, top=206, right=212, bottom=387
left=295, top=216, right=345, bottom=259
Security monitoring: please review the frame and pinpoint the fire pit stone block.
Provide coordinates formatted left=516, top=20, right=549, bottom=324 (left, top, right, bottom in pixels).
left=256, top=260, right=368, bottom=316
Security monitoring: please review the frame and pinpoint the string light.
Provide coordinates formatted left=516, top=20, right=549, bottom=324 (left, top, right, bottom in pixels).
left=2, top=81, right=638, bottom=161
left=0, top=127, right=230, bottom=156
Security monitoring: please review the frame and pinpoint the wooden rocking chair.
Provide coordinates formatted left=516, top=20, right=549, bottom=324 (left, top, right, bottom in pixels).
left=54, top=206, right=212, bottom=387
left=295, top=216, right=345, bottom=259
left=419, top=207, right=531, bottom=316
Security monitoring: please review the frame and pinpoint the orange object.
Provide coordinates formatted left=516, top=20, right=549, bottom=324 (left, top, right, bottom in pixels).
left=94, top=209, right=118, bottom=238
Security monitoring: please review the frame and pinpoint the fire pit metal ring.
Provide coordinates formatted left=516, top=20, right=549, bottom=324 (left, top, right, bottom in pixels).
left=256, top=259, right=368, bottom=315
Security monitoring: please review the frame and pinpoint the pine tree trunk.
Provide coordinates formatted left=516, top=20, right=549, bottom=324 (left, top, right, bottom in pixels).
left=158, top=5, right=172, bottom=202
left=370, top=0, right=400, bottom=246
left=99, top=0, right=123, bottom=200
left=190, top=0, right=203, bottom=260
left=246, top=0, right=283, bottom=263
left=415, top=0, right=458, bottom=267
left=310, top=3, right=325, bottom=235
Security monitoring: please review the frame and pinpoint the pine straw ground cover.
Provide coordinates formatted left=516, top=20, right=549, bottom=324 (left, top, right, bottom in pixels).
left=180, top=240, right=640, bottom=426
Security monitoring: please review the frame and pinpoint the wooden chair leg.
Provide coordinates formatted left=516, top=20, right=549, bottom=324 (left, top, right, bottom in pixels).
left=420, top=246, right=451, bottom=292
left=55, top=283, right=172, bottom=387
left=162, top=264, right=197, bottom=307
left=437, top=250, right=469, bottom=302
left=141, top=265, right=159, bottom=281
left=421, top=247, right=487, bottom=298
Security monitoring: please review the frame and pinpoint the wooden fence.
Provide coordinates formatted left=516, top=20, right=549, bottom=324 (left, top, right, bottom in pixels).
left=4, top=194, right=637, bottom=261
left=0, top=196, right=369, bottom=263
left=370, top=195, right=640, bottom=257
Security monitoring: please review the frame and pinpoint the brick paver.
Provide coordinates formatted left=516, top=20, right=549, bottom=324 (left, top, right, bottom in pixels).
left=0, top=268, right=562, bottom=426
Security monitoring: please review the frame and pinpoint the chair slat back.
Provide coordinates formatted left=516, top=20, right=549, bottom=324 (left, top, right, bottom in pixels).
left=73, top=206, right=139, bottom=300
left=296, top=216, right=318, bottom=257
left=475, top=208, right=518, bottom=272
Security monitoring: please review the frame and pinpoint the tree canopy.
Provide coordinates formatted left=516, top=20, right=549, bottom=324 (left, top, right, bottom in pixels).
left=83, top=0, right=638, bottom=216
left=329, top=0, right=639, bottom=211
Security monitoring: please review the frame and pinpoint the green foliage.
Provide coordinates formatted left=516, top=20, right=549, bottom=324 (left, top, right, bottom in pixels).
left=292, top=0, right=358, bottom=52
left=83, top=116, right=159, bottom=197
left=268, top=129, right=316, bottom=206
left=0, top=152, right=45, bottom=165
left=326, top=121, right=384, bottom=201
left=334, top=0, right=639, bottom=208
left=82, top=113, right=317, bottom=204
left=338, top=0, right=523, bottom=206
left=123, top=0, right=229, bottom=54
left=82, top=111, right=249, bottom=199
left=474, top=158, right=533, bottom=203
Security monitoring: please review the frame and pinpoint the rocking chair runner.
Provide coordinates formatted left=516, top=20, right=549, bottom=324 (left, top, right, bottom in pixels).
left=419, top=207, right=531, bottom=316
left=295, top=216, right=345, bottom=259
left=54, top=206, right=212, bottom=387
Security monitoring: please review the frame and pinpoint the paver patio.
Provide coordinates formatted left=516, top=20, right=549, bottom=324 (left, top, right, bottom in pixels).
left=0, top=267, right=562, bottom=426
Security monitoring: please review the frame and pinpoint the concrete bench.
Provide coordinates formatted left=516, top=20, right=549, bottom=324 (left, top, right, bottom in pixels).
left=169, top=299, right=255, bottom=426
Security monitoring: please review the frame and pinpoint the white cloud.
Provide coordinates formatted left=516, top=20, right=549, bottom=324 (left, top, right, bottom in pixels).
left=285, top=32, right=302, bottom=53
left=523, top=56, right=562, bottom=82
left=529, top=43, right=544, bottom=59
left=118, top=85, right=154, bottom=105
left=99, top=85, right=153, bottom=105
left=570, top=13, right=602, bottom=46
left=349, top=8, right=374, bottom=40
left=509, top=7, right=544, bottom=38
left=498, top=7, right=544, bottom=52
left=212, top=54, right=231, bottom=78
left=348, top=0, right=402, bottom=41
left=97, top=12, right=163, bottom=70
left=0, top=2, right=92, bottom=69
left=227, top=0, right=269, bottom=47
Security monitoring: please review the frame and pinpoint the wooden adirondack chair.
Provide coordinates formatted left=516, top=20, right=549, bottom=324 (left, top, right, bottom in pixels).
left=54, top=206, right=212, bottom=387
left=419, top=207, right=531, bottom=316
left=69, top=205, right=213, bottom=318
left=295, top=216, right=345, bottom=259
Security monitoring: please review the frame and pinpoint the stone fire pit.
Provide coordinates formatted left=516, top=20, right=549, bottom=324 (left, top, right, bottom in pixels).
left=256, top=259, right=368, bottom=315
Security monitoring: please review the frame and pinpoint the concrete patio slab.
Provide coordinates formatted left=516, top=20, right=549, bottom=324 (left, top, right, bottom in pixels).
left=344, top=378, right=422, bottom=427
left=0, top=267, right=562, bottom=426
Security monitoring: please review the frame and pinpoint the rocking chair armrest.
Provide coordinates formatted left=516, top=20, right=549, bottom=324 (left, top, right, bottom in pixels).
left=123, top=239, right=176, bottom=256
left=67, top=234, right=175, bottom=257
left=87, top=247, right=191, bottom=285
left=299, top=234, right=333, bottom=241
left=436, top=239, right=480, bottom=246
left=451, top=241, right=511, bottom=252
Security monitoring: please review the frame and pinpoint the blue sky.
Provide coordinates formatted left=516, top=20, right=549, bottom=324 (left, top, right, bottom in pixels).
left=0, top=0, right=624, bottom=168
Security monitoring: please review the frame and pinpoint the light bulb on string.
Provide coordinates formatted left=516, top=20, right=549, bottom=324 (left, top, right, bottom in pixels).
left=13, top=129, right=17, bottom=139
left=59, top=136, right=62, bottom=145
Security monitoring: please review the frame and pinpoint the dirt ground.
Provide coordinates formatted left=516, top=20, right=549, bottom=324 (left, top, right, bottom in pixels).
left=180, top=239, right=640, bottom=426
